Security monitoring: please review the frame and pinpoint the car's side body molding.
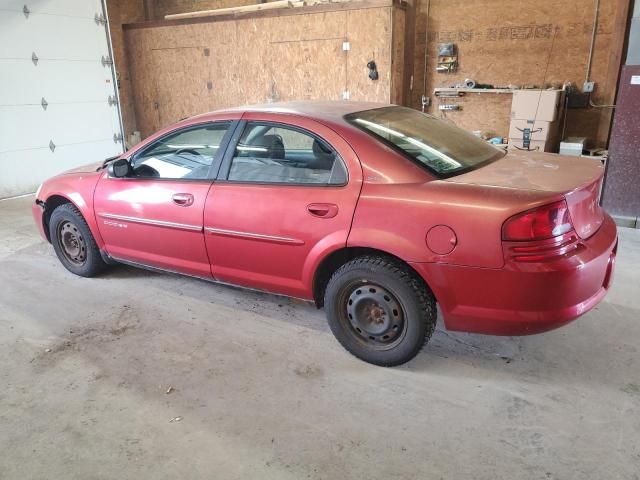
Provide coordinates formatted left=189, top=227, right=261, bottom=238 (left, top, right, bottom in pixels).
left=99, top=212, right=202, bottom=232
left=204, top=227, right=305, bottom=246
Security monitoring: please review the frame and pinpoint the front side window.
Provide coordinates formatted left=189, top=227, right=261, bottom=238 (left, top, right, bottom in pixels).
left=227, top=123, right=347, bottom=185
left=345, top=106, right=505, bottom=177
left=131, top=122, right=230, bottom=180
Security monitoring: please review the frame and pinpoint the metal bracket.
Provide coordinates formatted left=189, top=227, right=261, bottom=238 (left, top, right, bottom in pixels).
left=94, top=12, right=107, bottom=26
left=41, top=97, right=48, bottom=110
left=107, top=95, right=118, bottom=106
left=101, top=55, right=113, bottom=67
left=113, top=133, right=123, bottom=144
left=49, top=140, right=55, bottom=152
left=23, top=5, right=30, bottom=18
left=31, top=52, right=38, bottom=66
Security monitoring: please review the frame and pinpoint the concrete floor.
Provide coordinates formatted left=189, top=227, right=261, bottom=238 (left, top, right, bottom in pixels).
left=0, top=195, right=639, bottom=480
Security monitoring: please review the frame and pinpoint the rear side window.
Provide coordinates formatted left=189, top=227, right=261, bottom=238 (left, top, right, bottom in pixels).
left=131, top=123, right=230, bottom=180
left=227, top=122, right=347, bottom=185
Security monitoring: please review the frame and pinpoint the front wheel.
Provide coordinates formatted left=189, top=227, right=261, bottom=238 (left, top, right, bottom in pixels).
left=49, top=203, right=107, bottom=277
left=324, top=256, right=437, bottom=366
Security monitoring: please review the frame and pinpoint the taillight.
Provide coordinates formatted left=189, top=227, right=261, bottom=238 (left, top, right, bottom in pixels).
left=502, top=200, right=574, bottom=241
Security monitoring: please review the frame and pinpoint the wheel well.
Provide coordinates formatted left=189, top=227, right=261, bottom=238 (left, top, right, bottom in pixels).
left=312, top=247, right=430, bottom=308
left=42, top=195, right=72, bottom=242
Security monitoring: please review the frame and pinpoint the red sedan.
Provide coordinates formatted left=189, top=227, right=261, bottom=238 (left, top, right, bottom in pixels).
left=32, top=102, right=618, bottom=366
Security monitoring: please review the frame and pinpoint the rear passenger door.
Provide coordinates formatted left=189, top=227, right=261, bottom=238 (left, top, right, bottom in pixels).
left=203, top=113, right=362, bottom=299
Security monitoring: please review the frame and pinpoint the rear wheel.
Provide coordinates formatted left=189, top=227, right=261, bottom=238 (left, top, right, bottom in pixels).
left=49, top=203, right=106, bottom=277
left=324, top=256, right=436, bottom=366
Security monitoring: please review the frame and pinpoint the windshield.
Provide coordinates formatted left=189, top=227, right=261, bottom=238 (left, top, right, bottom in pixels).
left=345, top=106, right=505, bottom=177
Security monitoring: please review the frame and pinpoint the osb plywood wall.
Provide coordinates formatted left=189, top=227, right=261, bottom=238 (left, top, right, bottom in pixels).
left=107, top=0, right=147, bottom=136
left=123, top=1, right=404, bottom=138
left=409, top=0, right=627, bottom=147
left=108, top=0, right=264, bottom=135
left=111, top=0, right=626, bottom=147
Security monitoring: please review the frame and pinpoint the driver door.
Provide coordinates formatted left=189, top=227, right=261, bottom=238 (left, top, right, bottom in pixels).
left=94, top=120, right=236, bottom=277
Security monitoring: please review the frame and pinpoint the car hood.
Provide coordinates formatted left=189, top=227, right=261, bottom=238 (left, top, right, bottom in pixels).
left=60, top=160, right=104, bottom=174
left=445, top=150, right=606, bottom=239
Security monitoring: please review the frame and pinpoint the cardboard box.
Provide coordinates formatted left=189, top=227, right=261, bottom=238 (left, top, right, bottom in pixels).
left=511, top=90, right=564, bottom=122
left=508, top=119, right=559, bottom=142
left=507, top=138, right=556, bottom=153
left=559, top=137, right=586, bottom=156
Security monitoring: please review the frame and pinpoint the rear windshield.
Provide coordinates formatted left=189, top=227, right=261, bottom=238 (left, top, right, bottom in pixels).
left=345, top=106, right=505, bottom=177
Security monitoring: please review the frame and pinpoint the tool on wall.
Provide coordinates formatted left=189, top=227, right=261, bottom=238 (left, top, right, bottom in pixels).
left=367, top=61, right=379, bottom=81
left=463, top=78, right=494, bottom=89
left=436, top=43, right=457, bottom=73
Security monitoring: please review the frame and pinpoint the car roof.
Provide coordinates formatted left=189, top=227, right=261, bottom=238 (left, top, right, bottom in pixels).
left=191, top=101, right=391, bottom=122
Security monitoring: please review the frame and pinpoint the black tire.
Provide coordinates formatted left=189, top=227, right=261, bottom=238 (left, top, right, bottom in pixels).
left=48, top=203, right=107, bottom=277
left=324, top=255, right=436, bottom=366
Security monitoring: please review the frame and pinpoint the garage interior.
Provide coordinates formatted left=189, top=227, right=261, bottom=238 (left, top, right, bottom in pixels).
left=1, top=0, right=640, bottom=478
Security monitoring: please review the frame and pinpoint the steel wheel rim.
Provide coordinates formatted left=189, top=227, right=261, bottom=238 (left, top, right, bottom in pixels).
left=343, top=282, right=406, bottom=350
left=57, top=221, right=87, bottom=266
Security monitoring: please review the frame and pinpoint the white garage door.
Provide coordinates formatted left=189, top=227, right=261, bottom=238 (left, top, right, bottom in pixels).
left=0, top=0, right=123, bottom=198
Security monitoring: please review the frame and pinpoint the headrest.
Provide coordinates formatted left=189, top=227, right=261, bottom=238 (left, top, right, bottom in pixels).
left=253, top=134, right=285, bottom=159
left=312, top=139, right=333, bottom=158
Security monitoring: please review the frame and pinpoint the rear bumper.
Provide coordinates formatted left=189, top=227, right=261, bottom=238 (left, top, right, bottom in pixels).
left=410, top=213, right=618, bottom=335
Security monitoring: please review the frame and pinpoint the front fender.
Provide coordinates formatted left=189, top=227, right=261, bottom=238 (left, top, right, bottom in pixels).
left=38, top=171, right=104, bottom=248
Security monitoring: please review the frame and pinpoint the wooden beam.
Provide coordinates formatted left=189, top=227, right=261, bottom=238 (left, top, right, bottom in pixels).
left=124, top=0, right=396, bottom=30
left=143, top=0, right=156, bottom=21
left=401, top=0, right=415, bottom=108
left=165, top=0, right=304, bottom=20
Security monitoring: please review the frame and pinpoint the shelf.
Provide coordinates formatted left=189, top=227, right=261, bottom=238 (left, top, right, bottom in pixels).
left=434, top=88, right=517, bottom=95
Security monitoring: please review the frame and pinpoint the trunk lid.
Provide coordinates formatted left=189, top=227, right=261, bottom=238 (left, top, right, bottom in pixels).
left=446, top=150, right=605, bottom=239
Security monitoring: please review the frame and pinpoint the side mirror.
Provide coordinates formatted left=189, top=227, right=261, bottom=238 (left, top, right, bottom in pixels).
left=108, top=158, right=131, bottom=178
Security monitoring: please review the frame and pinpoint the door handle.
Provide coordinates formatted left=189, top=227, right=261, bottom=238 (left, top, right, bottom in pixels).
left=307, top=203, right=338, bottom=218
left=172, top=193, right=194, bottom=207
